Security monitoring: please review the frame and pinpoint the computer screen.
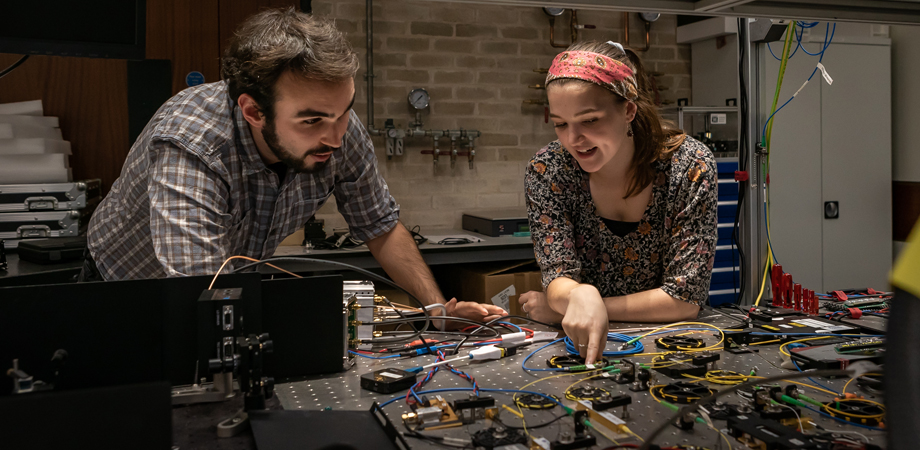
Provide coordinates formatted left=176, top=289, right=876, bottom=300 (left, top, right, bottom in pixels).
left=0, top=1, right=145, bottom=60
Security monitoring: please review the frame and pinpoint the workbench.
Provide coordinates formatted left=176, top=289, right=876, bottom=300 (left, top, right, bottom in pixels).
left=265, top=313, right=886, bottom=449
left=269, top=228, right=534, bottom=272
left=0, top=228, right=533, bottom=284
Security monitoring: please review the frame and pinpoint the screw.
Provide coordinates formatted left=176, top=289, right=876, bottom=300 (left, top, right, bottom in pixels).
left=558, top=431, right=574, bottom=444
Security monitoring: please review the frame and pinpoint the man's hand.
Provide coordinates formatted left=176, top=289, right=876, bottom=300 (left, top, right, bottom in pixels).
left=561, top=285, right=608, bottom=365
left=518, top=291, right=564, bottom=324
left=441, top=298, right=507, bottom=329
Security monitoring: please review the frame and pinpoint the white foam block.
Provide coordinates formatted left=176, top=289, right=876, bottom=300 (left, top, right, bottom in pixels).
left=0, top=100, right=43, bottom=116
left=4, top=124, right=63, bottom=139
left=0, top=115, right=59, bottom=128
left=0, top=154, right=71, bottom=183
left=0, top=139, right=71, bottom=155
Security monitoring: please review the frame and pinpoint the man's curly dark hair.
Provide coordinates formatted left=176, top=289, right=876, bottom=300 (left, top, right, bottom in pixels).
left=220, top=7, right=359, bottom=120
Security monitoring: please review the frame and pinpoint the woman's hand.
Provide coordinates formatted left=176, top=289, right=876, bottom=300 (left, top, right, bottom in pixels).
left=561, top=285, right=608, bottom=365
left=518, top=291, right=564, bottom=324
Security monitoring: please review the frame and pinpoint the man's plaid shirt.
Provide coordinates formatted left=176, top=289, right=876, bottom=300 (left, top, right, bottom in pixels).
left=87, top=81, right=399, bottom=280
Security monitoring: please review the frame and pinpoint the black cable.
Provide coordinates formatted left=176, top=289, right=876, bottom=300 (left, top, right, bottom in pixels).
left=409, top=225, right=427, bottom=246
left=373, top=316, right=502, bottom=340
left=228, top=256, right=441, bottom=357
left=703, top=305, right=750, bottom=328
left=638, top=368, right=852, bottom=450
left=402, top=430, right=471, bottom=448
left=494, top=414, right=567, bottom=430
left=732, top=17, right=748, bottom=305
left=485, top=314, right=563, bottom=330
left=0, top=55, right=29, bottom=79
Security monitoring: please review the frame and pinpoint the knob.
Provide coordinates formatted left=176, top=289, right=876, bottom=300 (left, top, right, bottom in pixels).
left=263, top=377, right=275, bottom=399
left=261, top=340, right=274, bottom=354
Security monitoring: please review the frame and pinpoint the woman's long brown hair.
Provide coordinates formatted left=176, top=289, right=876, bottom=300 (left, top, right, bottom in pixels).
left=547, top=41, right=686, bottom=198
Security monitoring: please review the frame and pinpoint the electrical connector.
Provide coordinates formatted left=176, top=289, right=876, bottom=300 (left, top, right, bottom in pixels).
left=399, top=348, right=432, bottom=357
left=468, top=346, right=504, bottom=361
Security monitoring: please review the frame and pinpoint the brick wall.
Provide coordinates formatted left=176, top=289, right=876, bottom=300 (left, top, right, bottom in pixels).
left=307, top=0, right=691, bottom=234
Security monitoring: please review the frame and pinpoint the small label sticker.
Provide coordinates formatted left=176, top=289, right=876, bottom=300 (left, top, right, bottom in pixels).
left=532, top=437, right=551, bottom=450
left=185, top=71, right=205, bottom=87
left=491, top=284, right=515, bottom=312
left=379, top=371, right=403, bottom=379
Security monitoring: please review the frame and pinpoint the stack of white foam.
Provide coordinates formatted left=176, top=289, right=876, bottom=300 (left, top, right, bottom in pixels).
left=0, top=100, right=71, bottom=184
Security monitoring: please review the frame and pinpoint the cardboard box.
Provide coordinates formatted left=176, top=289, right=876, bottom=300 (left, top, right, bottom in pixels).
left=435, top=260, right=544, bottom=322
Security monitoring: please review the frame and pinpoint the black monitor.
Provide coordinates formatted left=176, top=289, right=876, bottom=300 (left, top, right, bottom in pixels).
left=0, top=1, right=146, bottom=60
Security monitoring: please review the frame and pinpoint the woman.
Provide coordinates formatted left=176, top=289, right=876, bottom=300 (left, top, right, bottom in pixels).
left=519, top=41, right=718, bottom=365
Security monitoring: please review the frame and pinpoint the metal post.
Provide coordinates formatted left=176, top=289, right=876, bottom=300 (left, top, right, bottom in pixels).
left=365, top=0, right=380, bottom=135
left=738, top=18, right=764, bottom=306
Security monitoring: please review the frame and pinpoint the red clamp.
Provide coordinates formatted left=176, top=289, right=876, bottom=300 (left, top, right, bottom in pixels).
left=734, top=170, right=749, bottom=182
left=834, top=290, right=848, bottom=302
left=867, top=288, right=879, bottom=295
left=847, top=308, right=863, bottom=319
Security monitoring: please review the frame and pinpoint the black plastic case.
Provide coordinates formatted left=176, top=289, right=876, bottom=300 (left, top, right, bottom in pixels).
left=16, top=235, right=87, bottom=264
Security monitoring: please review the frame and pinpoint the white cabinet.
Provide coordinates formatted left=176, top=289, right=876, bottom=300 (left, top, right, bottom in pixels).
left=766, top=37, right=892, bottom=292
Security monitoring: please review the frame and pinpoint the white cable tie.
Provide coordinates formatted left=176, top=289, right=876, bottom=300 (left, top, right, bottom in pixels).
left=817, top=62, right=833, bottom=85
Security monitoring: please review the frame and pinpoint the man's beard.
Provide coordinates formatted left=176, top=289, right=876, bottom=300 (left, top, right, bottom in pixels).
left=261, top=117, right=335, bottom=174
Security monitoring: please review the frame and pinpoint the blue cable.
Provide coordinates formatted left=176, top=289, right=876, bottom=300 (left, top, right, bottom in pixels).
left=767, top=39, right=800, bottom=61
left=379, top=387, right=563, bottom=408
left=761, top=22, right=836, bottom=144
left=521, top=328, right=719, bottom=372
left=791, top=357, right=841, bottom=396
left=348, top=350, right=401, bottom=360
left=564, top=333, right=644, bottom=357
left=496, top=322, right=523, bottom=332
left=794, top=22, right=831, bottom=56
left=522, top=338, right=566, bottom=372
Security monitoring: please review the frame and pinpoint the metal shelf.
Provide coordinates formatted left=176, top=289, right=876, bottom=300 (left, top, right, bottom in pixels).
left=424, top=0, right=920, bottom=25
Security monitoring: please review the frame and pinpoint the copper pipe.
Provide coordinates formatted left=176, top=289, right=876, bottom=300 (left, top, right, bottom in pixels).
left=643, top=19, right=652, bottom=51
left=623, top=12, right=630, bottom=47
left=548, top=16, right=567, bottom=48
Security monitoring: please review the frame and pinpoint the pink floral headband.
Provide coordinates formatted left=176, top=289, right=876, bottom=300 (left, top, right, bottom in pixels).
left=545, top=43, right=639, bottom=101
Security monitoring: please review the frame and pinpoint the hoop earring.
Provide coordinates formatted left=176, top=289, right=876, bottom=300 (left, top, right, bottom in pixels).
left=627, top=122, right=634, bottom=138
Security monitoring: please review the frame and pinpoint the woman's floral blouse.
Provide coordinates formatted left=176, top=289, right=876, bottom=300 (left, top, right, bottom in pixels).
left=525, top=137, right=718, bottom=306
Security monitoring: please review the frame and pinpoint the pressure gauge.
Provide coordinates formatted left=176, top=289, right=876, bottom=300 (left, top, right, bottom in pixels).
left=543, top=7, right=565, bottom=16
left=408, top=88, right=430, bottom=110
left=640, top=12, right=661, bottom=23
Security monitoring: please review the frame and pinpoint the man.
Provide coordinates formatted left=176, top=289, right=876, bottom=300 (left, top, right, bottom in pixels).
left=83, top=8, right=505, bottom=324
